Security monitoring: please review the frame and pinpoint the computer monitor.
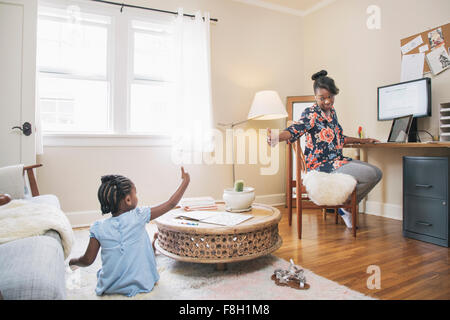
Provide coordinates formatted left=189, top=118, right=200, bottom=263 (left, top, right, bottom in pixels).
left=377, top=78, right=431, bottom=121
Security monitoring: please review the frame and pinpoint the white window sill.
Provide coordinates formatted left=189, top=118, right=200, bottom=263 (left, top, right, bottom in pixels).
left=43, top=133, right=172, bottom=147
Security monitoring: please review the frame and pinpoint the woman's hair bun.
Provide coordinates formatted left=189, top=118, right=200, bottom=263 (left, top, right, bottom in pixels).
left=311, top=70, right=328, bottom=81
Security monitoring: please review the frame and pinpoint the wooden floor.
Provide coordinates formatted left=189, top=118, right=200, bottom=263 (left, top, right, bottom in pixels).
left=273, top=206, right=450, bottom=300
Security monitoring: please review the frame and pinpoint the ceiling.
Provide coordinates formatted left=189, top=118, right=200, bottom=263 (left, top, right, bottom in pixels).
left=232, top=0, right=336, bottom=16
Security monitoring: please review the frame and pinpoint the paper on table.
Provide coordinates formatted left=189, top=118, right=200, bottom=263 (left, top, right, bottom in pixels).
left=201, top=212, right=253, bottom=226
left=401, top=35, right=424, bottom=55
left=401, top=53, right=424, bottom=81
left=419, top=44, right=429, bottom=53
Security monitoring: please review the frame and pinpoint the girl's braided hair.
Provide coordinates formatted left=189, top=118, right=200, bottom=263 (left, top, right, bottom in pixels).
left=97, top=175, right=134, bottom=215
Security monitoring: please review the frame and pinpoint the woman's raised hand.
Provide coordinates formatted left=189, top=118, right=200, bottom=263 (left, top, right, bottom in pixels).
left=266, top=128, right=279, bottom=147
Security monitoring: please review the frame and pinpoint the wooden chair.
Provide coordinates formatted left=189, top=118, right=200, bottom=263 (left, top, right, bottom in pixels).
left=287, top=140, right=358, bottom=239
left=0, top=164, right=42, bottom=205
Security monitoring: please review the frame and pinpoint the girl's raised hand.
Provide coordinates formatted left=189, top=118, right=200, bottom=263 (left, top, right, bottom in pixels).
left=181, top=166, right=190, bottom=183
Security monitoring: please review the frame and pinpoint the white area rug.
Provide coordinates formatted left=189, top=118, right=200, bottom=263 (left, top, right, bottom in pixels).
left=66, top=224, right=375, bottom=300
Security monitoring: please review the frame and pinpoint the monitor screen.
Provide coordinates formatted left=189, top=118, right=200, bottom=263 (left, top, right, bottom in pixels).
left=377, top=78, right=431, bottom=121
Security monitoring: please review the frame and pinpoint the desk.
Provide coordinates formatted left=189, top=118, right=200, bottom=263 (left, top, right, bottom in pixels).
left=343, top=142, right=450, bottom=217
left=344, top=142, right=450, bottom=160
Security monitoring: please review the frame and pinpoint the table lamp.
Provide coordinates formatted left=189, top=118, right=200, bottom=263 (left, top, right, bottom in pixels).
left=218, top=90, right=288, bottom=183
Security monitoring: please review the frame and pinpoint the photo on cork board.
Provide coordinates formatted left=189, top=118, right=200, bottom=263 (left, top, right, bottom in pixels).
left=427, top=27, right=444, bottom=50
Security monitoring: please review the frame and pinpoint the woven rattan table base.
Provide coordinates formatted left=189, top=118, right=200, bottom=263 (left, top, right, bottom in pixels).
left=156, top=224, right=282, bottom=263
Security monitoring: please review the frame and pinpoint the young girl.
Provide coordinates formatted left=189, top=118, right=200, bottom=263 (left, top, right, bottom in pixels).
left=69, top=167, right=190, bottom=297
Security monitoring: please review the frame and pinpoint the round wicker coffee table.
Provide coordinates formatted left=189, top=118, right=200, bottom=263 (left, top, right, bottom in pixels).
left=154, top=202, right=282, bottom=270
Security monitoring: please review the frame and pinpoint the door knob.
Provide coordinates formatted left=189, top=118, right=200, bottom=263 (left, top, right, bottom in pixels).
left=12, top=122, right=32, bottom=136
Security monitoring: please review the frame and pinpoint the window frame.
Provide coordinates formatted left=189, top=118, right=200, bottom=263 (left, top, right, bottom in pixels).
left=39, top=0, right=174, bottom=146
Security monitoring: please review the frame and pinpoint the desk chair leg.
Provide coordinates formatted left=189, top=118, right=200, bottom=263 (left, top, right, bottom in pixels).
left=322, top=208, right=326, bottom=220
left=352, top=190, right=357, bottom=238
left=335, top=208, right=338, bottom=224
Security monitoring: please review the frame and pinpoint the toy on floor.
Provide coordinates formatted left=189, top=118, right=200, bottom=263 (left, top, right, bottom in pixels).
left=271, top=259, right=310, bottom=290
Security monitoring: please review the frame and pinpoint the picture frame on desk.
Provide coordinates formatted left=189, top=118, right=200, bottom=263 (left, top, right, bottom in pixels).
left=388, top=115, right=413, bottom=143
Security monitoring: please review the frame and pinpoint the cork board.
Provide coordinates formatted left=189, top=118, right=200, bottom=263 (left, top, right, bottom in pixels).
left=400, top=23, right=450, bottom=73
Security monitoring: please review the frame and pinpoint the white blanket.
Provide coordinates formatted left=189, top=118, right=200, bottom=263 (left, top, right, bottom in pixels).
left=0, top=200, right=74, bottom=259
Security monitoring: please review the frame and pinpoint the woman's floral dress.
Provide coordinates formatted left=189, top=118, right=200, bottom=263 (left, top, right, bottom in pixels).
left=285, top=104, right=352, bottom=173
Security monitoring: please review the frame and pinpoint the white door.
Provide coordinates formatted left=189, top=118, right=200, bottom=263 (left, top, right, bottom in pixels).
left=0, top=0, right=37, bottom=167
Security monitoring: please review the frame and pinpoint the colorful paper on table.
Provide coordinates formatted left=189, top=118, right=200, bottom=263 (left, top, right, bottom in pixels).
left=401, top=53, right=425, bottom=81
left=179, top=196, right=218, bottom=211
left=401, top=35, right=423, bottom=54
left=183, top=205, right=218, bottom=211
left=179, top=196, right=215, bottom=207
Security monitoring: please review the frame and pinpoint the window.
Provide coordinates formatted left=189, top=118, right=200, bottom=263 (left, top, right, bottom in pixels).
left=129, top=20, right=175, bottom=135
left=37, top=1, right=175, bottom=136
left=37, top=5, right=111, bottom=133
left=37, top=1, right=213, bottom=147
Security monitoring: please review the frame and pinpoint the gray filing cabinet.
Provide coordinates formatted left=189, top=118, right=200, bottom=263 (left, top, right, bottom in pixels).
left=403, top=156, right=449, bottom=247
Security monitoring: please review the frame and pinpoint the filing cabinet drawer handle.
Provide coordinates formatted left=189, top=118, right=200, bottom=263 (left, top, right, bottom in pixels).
left=415, top=184, right=432, bottom=188
left=416, top=221, right=432, bottom=227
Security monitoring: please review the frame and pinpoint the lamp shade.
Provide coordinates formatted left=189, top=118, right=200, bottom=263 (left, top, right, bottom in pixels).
left=247, top=90, right=288, bottom=120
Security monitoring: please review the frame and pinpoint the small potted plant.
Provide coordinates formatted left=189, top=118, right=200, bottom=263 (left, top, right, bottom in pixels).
left=223, top=180, right=255, bottom=212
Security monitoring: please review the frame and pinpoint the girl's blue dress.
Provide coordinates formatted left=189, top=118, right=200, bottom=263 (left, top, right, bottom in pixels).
left=89, top=206, right=159, bottom=297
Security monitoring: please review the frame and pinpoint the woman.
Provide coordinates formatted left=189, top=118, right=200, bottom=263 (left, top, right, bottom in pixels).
left=267, top=70, right=382, bottom=228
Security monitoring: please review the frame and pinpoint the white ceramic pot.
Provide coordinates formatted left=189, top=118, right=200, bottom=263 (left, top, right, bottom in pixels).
left=223, top=187, right=255, bottom=211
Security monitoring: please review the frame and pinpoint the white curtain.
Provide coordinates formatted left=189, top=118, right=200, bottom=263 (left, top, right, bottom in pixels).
left=170, top=9, right=214, bottom=163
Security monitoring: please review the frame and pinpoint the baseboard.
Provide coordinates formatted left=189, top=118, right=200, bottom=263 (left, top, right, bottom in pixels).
left=66, top=210, right=102, bottom=228
left=363, top=200, right=402, bottom=221
left=66, top=193, right=287, bottom=228
left=254, top=193, right=286, bottom=206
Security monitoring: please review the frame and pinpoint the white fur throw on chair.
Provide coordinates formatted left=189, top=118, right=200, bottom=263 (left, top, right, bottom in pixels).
left=302, top=171, right=357, bottom=206
left=0, top=200, right=74, bottom=259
